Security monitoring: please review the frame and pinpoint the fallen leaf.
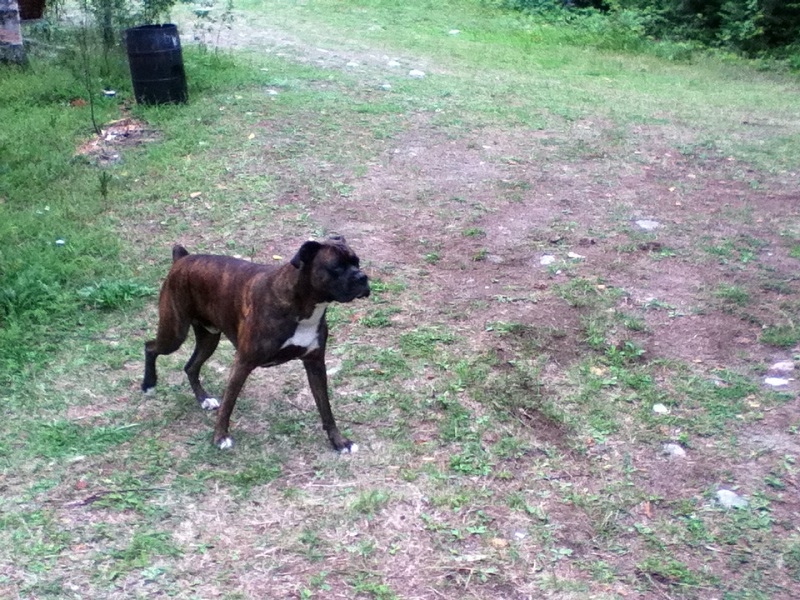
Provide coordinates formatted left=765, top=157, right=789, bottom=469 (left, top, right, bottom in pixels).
left=190, top=192, right=202, bottom=199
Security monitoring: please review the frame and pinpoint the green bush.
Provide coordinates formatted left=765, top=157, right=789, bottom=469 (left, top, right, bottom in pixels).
left=619, top=0, right=800, bottom=56
left=492, top=0, right=800, bottom=58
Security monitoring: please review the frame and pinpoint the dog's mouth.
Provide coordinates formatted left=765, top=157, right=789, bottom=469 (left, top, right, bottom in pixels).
left=331, top=283, right=370, bottom=303
left=350, top=271, right=370, bottom=299
left=341, top=284, right=370, bottom=301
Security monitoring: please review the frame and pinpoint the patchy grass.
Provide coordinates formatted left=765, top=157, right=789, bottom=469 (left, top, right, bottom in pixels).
left=2, top=1, right=800, bottom=599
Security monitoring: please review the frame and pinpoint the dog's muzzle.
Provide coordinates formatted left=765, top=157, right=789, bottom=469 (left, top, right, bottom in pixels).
left=351, top=272, right=370, bottom=299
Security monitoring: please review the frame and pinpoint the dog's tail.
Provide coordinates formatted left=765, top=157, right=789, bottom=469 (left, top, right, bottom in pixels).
left=172, top=244, right=190, bottom=263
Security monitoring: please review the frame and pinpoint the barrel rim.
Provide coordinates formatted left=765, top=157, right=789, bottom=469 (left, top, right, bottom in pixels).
left=126, top=24, right=180, bottom=32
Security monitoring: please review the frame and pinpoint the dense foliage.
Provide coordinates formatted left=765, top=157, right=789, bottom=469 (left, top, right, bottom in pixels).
left=498, top=0, right=800, bottom=59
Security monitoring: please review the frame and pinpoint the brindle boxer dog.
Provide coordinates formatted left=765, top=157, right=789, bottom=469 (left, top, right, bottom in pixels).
left=141, top=236, right=370, bottom=451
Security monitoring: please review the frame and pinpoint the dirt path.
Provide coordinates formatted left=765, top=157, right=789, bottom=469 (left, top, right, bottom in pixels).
left=176, top=6, right=434, bottom=82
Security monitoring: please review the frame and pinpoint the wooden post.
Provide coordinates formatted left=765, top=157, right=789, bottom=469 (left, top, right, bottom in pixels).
left=0, top=0, right=25, bottom=64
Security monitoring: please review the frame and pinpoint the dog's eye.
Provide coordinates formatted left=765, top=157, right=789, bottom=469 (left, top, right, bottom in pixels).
left=352, top=258, right=360, bottom=268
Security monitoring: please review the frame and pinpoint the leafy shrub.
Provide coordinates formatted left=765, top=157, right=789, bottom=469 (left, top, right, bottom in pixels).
left=619, top=0, right=800, bottom=56
left=490, top=0, right=800, bottom=58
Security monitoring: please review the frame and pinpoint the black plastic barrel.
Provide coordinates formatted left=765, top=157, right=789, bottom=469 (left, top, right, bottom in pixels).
left=125, top=24, right=188, bottom=105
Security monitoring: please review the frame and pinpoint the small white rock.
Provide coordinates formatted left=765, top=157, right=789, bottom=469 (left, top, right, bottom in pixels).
left=716, top=489, right=748, bottom=509
left=635, top=219, right=660, bottom=231
left=448, top=29, right=461, bottom=35
left=408, top=69, right=426, bottom=79
left=764, top=377, right=791, bottom=387
left=346, top=61, right=359, bottom=68
left=769, top=360, right=795, bottom=374
left=663, top=443, right=686, bottom=458
left=55, top=239, right=66, bottom=246
left=380, top=83, right=392, bottom=90
left=567, top=252, right=585, bottom=260
left=387, top=60, right=401, bottom=68
left=540, top=255, right=556, bottom=266
left=653, top=403, right=670, bottom=415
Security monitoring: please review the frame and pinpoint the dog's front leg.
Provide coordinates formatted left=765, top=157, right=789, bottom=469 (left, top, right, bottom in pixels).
left=212, top=356, right=254, bottom=449
left=303, top=356, right=354, bottom=453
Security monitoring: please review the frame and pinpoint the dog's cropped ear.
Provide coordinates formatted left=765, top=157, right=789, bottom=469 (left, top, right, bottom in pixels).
left=172, top=244, right=190, bottom=263
left=290, top=241, right=322, bottom=269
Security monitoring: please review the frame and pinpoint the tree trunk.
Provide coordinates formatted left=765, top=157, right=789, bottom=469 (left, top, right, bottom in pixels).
left=0, top=0, right=25, bottom=64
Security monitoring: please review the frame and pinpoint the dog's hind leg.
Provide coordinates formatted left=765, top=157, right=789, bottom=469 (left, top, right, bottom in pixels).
left=185, top=324, right=222, bottom=410
left=142, top=317, right=191, bottom=392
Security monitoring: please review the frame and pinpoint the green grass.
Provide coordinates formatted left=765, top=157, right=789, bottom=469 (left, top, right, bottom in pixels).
left=2, top=2, right=800, bottom=599
left=25, top=421, right=138, bottom=459
left=760, top=324, right=800, bottom=348
left=349, top=489, right=391, bottom=516
left=713, top=283, right=751, bottom=306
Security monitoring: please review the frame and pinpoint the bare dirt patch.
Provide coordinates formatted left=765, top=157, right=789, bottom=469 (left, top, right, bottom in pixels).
left=74, top=116, right=159, bottom=165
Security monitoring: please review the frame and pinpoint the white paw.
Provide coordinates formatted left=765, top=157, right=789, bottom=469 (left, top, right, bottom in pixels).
left=217, top=437, right=234, bottom=450
left=340, top=443, right=359, bottom=454
left=201, top=397, right=220, bottom=410
left=142, top=387, right=155, bottom=396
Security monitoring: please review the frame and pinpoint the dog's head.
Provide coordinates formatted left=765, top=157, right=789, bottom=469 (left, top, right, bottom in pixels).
left=291, top=236, right=370, bottom=303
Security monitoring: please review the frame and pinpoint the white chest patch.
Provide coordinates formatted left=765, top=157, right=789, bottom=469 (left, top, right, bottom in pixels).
left=281, top=303, right=328, bottom=354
